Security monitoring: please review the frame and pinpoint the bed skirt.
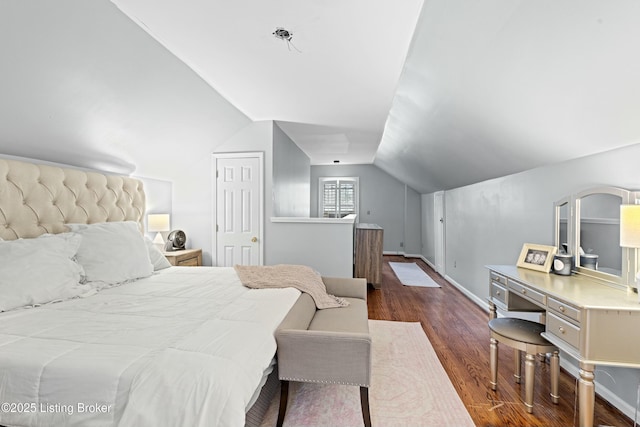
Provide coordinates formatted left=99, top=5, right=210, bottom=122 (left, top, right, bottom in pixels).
left=245, top=364, right=279, bottom=427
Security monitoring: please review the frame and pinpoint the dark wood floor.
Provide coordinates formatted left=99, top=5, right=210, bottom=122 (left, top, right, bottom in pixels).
left=368, top=255, right=631, bottom=427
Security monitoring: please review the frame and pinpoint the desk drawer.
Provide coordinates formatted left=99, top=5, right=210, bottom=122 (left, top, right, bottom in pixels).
left=490, top=271, right=507, bottom=286
left=547, top=312, right=580, bottom=350
left=508, top=279, right=546, bottom=306
left=548, top=297, right=580, bottom=323
left=490, top=282, right=507, bottom=305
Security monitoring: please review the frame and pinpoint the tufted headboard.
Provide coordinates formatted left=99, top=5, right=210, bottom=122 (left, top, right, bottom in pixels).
left=0, top=158, right=145, bottom=240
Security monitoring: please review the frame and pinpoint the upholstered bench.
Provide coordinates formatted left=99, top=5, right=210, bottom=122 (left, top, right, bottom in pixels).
left=275, top=277, right=372, bottom=427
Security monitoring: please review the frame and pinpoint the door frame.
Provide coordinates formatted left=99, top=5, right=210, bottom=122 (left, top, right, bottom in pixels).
left=434, top=191, right=445, bottom=275
left=211, top=152, right=264, bottom=266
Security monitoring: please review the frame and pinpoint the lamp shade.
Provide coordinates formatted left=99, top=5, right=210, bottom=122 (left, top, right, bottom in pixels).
left=148, top=214, right=170, bottom=232
left=620, top=205, right=640, bottom=248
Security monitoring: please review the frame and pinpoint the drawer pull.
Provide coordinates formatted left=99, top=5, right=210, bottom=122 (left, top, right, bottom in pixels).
left=495, top=291, right=500, bottom=296
left=559, top=327, right=566, bottom=334
left=559, top=305, right=565, bottom=312
left=521, top=289, right=527, bottom=294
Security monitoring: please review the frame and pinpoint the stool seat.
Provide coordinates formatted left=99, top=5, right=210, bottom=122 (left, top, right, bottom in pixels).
left=489, top=318, right=549, bottom=346
left=488, top=317, right=560, bottom=414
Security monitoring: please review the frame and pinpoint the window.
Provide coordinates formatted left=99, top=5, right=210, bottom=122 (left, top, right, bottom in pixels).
left=319, top=177, right=359, bottom=218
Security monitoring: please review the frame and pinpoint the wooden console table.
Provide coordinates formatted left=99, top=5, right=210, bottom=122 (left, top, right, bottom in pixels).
left=487, top=265, right=640, bottom=427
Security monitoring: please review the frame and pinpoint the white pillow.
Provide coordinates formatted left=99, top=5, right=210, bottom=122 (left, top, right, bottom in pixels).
left=145, top=236, right=172, bottom=270
left=67, top=221, right=153, bottom=285
left=0, top=234, right=85, bottom=311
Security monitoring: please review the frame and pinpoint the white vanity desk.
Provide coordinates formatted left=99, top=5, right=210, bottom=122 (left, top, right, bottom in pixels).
left=487, top=265, right=640, bottom=427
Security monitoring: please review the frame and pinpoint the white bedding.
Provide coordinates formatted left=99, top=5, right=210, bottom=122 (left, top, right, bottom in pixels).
left=0, top=267, right=300, bottom=427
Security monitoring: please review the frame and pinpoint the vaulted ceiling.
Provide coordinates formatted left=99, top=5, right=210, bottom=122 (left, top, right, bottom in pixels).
left=4, top=1, right=639, bottom=194
left=111, top=0, right=640, bottom=194
left=110, top=0, right=423, bottom=167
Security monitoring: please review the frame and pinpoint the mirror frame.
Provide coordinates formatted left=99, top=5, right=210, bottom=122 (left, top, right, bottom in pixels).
left=572, top=186, right=634, bottom=289
left=553, top=195, right=572, bottom=255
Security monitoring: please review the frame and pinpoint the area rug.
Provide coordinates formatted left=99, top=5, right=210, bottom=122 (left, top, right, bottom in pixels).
left=259, top=320, right=474, bottom=427
left=389, top=262, right=441, bottom=287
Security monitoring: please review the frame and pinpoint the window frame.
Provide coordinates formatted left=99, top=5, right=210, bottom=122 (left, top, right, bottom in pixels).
left=318, top=176, right=359, bottom=219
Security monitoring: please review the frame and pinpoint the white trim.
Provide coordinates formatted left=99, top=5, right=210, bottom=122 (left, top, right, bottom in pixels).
left=383, top=250, right=403, bottom=255
left=434, top=191, right=445, bottom=275
left=271, top=214, right=356, bottom=224
left=318, top=176, right=359, bottom=218
left=211, top=152, right=265, bottom=266
left=421, top=255, right=437, bottom=271
left=444, top=274, right=488, bottom=310
left=384, top=252, right=436, bottom=270
left=580, top=217, right=620, bottom=225
left=402, top=253, right=424, bottom=259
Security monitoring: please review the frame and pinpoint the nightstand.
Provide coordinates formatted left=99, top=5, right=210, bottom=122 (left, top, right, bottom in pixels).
left=163, top=248, right=202, bottom=266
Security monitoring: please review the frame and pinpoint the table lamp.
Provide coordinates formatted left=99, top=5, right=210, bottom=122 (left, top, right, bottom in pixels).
left=148, top=214, right=170, bottom=248
left=620, top=204, right=640, bottom=293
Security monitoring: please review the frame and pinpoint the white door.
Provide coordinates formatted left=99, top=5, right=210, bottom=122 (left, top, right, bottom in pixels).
left=434, top=191, right=445, bottom=275
left=213, top=153, right=263, bottom=266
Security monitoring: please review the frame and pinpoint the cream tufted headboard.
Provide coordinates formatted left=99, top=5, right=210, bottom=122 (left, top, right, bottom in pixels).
left=0, top=158, right=145, bottom=240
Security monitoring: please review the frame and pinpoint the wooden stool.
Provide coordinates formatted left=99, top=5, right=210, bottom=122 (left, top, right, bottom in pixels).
left=489, top=317, right=559, bottom=413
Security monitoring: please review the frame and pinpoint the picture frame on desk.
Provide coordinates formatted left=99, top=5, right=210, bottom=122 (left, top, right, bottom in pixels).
left=516, top=243, right=557, bottom=273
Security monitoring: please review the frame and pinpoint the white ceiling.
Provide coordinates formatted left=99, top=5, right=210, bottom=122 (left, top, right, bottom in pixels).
left=110, top=0, right=423, bottom=165
left=111, top=0, right=640, bottom=194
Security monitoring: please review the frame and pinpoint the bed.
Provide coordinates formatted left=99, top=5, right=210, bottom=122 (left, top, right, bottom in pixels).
left=0, top=158, right=300, bottom=427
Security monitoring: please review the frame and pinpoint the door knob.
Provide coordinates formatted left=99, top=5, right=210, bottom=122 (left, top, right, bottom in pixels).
left=251, top=237, right=258, bottom=243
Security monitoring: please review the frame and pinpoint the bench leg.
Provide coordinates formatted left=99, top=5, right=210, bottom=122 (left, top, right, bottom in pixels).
left=276, top=380, right=289, bottom=427
left=524, top=353, right=535, bottom=413
left=514, top=349, right=522, bottom=384
left=489, top=337, right=498, bottom=390
left=360, top=386, right=372, bottom=427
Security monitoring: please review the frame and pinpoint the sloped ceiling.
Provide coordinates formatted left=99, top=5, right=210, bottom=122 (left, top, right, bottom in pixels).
left=110, top=0, right=423, bottom=165
left=3, top=1, right=639, bottom=194
left=376, top=0, right=640, bottom=193
left=110, top=0, right=640, bottom=194
left=0, top=0, right=250, bottom=178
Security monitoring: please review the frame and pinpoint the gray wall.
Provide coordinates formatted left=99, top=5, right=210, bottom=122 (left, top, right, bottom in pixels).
left=0, top=0, right=251, bottom=266
left=213, top=121, right=274, bottom=265
left=311, top=164, right=422, bottom=254
left=214, top=120, right=316, bottom=266
left=405, top=185, right=422, bottom=256
left=427, top=142, right=640, bottom=417
left=272, top=123, right=311, bottom=217
left=136, top=176, right=173, bottom=242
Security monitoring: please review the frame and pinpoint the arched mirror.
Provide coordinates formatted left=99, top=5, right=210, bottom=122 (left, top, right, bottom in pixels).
left=574, top=186, right=632, bottom=287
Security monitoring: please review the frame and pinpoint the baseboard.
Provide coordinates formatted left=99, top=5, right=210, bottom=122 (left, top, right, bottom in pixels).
left=420, top=256, right=436, bottom=271
left=383, top=252, right=437, bottom=270
left=402, top=252, right=423, bottom=259
left=444, top=274, right=488, bottom=310
left=383, top=250, right=403, bottom=256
